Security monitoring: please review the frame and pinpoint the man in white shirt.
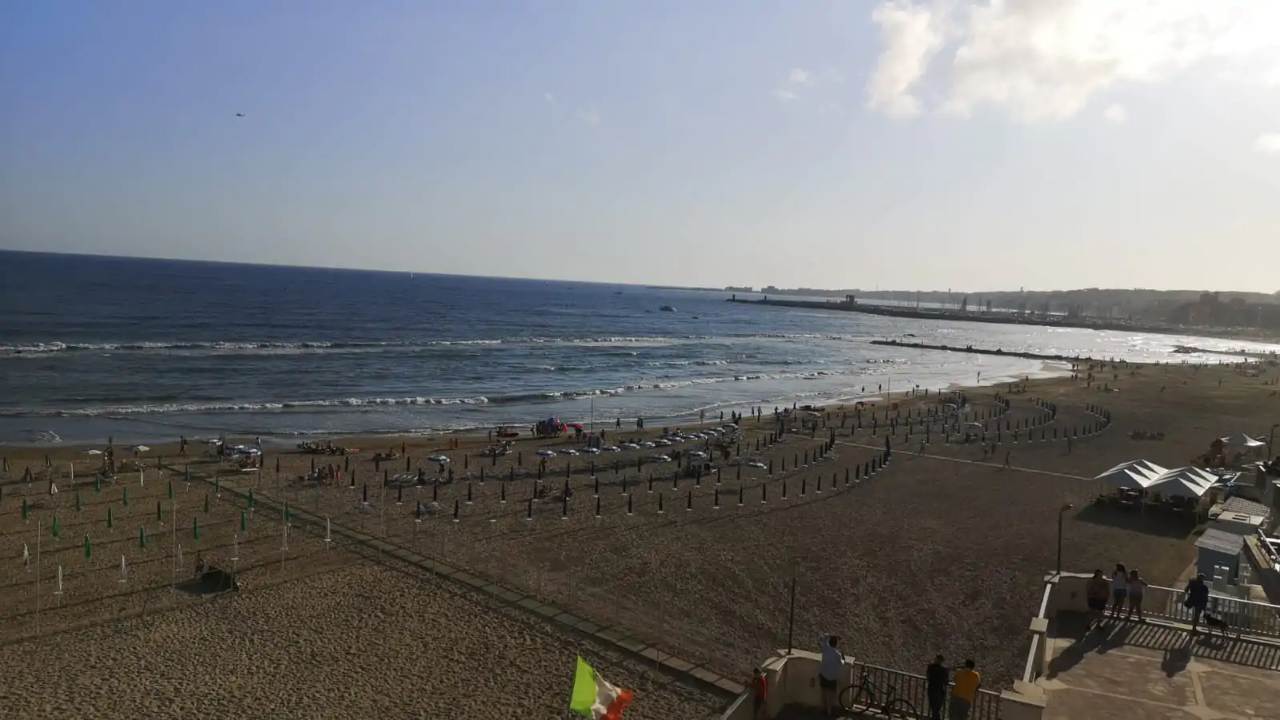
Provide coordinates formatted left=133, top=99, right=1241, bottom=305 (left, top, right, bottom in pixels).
left=818, top=634, right=844, bottom=716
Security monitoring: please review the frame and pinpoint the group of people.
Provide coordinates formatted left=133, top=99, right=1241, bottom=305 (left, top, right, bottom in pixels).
left=748, top=636, right=982, bottom=720
left=1088, top=565, right=1218, bottom=634
left=1086, top=564, right=1150, bottom=627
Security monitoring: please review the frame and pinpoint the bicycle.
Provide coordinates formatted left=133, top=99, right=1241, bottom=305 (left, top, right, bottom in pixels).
left=839, top=670, right=920, bottom=718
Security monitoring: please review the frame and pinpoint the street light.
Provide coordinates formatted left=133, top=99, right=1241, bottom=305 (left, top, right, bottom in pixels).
left=1057, top=503, right=1074, bottom=576
left=1269, top=423, right=1278, bottom=463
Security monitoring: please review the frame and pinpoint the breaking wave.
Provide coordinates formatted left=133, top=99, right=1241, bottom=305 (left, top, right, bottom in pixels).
left=0, top=368, right=857, bottom=418
left=0, top=335, right=723, bottom=358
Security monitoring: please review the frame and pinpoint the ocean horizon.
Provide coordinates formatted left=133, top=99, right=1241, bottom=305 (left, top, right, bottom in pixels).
left=3, top=250, right=1277, bottom=445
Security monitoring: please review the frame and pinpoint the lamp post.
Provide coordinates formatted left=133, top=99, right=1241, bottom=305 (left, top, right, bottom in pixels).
left=1057, top=503, right=1074, bottom=577
left=1269, top=423, right=1278, bottom=462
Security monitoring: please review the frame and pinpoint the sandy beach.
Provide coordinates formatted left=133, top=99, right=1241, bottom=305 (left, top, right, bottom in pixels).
left=2, top=356, right=1277, bottom=716
left=0, top=562, right=725, bottom=719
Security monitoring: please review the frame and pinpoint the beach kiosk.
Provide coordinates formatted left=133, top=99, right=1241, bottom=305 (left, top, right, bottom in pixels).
left=1195, top=528, right=1246, bottom=583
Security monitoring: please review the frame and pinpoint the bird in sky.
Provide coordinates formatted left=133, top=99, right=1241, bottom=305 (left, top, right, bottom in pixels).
left=235, top=112, right=245, bottom=117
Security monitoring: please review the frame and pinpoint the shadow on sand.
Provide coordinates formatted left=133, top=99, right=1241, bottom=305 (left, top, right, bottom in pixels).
left=1074, top=502, right=1194, bottom=539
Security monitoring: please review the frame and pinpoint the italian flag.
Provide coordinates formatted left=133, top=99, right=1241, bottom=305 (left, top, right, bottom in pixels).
left=570, top=656, right=634, bottom=720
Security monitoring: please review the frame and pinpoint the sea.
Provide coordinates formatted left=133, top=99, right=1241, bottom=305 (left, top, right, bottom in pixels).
left=2, top=250, right=1278, bottom=446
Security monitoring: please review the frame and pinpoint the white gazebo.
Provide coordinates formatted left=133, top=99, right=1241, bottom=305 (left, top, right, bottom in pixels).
left=1094, top=459, right=1168, bottom=491
left=1146, top=466, right=1219, bottom=500
left=1220, top=432, right=1266, bottom=449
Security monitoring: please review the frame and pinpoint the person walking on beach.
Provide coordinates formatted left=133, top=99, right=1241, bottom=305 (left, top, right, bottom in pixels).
left=1186, top=573, right=1210, bottom=633
left=1086, top=569, right=1110, bottom=630
left=949, top=660, right=980, bottom=720
left=1110, top=564, right=1129, bottom=619
left=750, top=667, right=768, bottom=719
left=1126, top=569, right=1148, bottom=622
left=817, top=634, right=843, bottom=717
left=1003, top=450, right=1011, bottom=468
left=926, top=655, right=949, bottom=720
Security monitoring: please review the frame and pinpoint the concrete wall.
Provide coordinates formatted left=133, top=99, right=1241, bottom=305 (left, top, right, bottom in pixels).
left=719, top=650, right=1044, bottom=720
left=719, top=651, right=836, bottom=720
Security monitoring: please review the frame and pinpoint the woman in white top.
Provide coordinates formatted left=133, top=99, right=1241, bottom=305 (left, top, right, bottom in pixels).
left=1125, top=569, right=1148, bottom=622
left=1110, top=564, right=1128, bottom=619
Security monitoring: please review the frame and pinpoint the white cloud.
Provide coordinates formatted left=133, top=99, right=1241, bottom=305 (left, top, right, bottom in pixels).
left=1103, top=104, right=1128, bottom=124
left=1255, top=133, right=1280, bottom=155
left=773, top=67, right=818, bottom=103
left=575, top=107, right=601, bottom=127
left=867, top=0, right=944, bottom=118
left=867, top=1, right=1280, bottom=122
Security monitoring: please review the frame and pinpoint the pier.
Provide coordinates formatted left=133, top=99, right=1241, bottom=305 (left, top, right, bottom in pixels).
left=869, top=339, right=1084, bottom=363
left=726, top=295, right=1230, bottom=338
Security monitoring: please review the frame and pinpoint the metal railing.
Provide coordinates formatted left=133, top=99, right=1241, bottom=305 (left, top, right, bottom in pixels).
left=845, top=660, right=1001, bottom=720
left=1144, top=584, right=1280, bottom=637
left=1021, top=580, right=1056, bottom=683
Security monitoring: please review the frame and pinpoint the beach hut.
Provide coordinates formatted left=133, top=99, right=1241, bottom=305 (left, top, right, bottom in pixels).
left=1194, top=528, right=1245, bottom=582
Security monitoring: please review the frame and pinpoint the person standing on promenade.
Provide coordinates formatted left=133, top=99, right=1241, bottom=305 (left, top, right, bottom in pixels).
left=1186, top=574, right=1210, bottom=633
left=750, top=667, right=768, bottom=719
left=949, top=660, right=980, bottom=720
left=1110, top=564, right=1129, bottom=619
left=926, top=655, right=949, bottom=720
left=1086, top=569, right=1110, bottom=630
left=1126, top=569, right=1148, bottom=622
left=817, top=634, right=843, bottom=717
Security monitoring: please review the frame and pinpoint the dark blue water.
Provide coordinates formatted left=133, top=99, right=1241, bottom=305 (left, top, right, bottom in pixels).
left=3, top=251, right=1275, bottom=445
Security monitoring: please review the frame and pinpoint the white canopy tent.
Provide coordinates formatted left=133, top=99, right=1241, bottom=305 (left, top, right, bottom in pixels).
left=1220, top=432, right=1266, bottom=449
left=1146, top=466, right=1219, bottom=499
left=1094, top=459, right=1168, bottom=490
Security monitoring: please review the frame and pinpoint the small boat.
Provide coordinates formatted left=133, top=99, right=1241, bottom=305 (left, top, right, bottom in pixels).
left=659, top=305, right=677, bottom=312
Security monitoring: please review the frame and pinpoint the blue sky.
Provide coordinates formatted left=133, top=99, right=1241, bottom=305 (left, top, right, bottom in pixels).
left=3, top=1, right=1279, bottom=292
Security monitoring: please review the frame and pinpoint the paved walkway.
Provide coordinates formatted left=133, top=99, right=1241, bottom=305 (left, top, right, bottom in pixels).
left=1041, top=613, right=1280, bottom=719
left=834, top=440, right=1090, bottom=481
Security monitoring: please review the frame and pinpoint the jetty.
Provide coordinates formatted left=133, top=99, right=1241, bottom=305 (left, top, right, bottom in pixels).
left=726, top=294, right=1226, bottom=338
left=870, top=339, right=1084, bottom=363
